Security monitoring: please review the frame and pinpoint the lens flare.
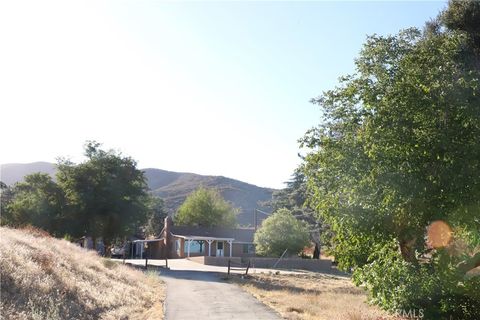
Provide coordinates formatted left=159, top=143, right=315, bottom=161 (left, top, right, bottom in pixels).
left=427, top=220, right=453, bottom=248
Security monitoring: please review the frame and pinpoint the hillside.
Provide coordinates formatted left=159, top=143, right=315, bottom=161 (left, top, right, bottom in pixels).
left=0, top=162, right=57, bottom=185
left=144, top=168, right=274, bottom=226
left=1, top=163, right=275, bottom=226
left=0, top=226, right=164, bottom=320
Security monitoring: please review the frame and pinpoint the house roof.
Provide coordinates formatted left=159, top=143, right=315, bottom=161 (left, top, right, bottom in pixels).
left=171, top=225, right=255, bottom=243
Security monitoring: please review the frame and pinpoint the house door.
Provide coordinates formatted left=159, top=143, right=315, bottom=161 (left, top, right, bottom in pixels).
left=216, top=241, right=224, bottom=257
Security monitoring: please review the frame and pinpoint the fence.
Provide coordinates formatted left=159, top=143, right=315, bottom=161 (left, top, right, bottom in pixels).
left=190, top=255, right=333, bottom=272
left=227, top=259, right=251, bottom=276
left=244, top=257, right=332, bottom=272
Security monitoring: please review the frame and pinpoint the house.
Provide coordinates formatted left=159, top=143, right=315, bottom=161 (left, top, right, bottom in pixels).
left=131, top=216, right=333, bottom=272
left=143, top=216, right=256, bottom=259
left=75, top=236, right=105, bottom=256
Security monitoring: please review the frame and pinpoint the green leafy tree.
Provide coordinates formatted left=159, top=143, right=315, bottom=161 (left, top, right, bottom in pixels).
left=57, top=141, right=150, bottom=246
left=175, top=187, right=237, bottom=227
left=254, top=208, right=310, bottom=257
left=144, top=196, right=167, bottom=237
left=271, top=168, right=310, bottom=214
left=269, top=167, right=324, bottom=259
left=301, top=3, right=480, bottom=318
left=441, top=0, right=480, bottom=55
left=2, top=173, right=65, bottom=235
left=0, top=181, right=14, bottom=224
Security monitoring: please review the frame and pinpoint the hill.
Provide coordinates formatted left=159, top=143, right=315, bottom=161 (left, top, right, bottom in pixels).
left=1, top=163, right=275, bottom=226
left=0, top=226, right=164, bottom=319
left=0, top=161, right=57, bottom=185
left=144, top=168, right=274, bottom=226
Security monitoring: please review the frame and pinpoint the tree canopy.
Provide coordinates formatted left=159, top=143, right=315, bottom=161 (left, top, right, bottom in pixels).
left=2, top=142, right=153, bottom=247
left=301, top=1, right=480, bottom=318
left=56, top=141, right=150, bottom=244
left=175, top=187, right=237, bottom=228
left=144, top=196, right=168, bottom=237
left=1, top=173, right=65, bottom=236
left=269, top=167, right=323, bottom=258
left=254, top=208, right=310, bottom=257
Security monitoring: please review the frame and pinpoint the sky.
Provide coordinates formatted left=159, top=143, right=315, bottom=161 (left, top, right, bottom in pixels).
left=0, top=0, right=447, bottom=189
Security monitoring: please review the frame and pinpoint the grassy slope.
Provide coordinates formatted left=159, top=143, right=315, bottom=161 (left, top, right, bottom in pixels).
left=0, top=227, right=164, bottom=320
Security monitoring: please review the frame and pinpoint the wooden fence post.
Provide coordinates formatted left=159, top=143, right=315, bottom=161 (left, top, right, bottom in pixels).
left=245, top=260, right=250, bottom=275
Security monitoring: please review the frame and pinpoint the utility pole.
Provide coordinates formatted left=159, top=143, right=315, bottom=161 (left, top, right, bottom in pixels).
left=253, top=208, right=271, bottom=231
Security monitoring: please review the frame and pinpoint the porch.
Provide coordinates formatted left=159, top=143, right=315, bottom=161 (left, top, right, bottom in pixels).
left=174, top=235, right=235, bottom=258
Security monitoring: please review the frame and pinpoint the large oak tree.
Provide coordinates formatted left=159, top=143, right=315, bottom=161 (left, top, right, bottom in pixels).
left=56, top=141, right=150, bottom=245
left=301, top=1, right=480, bottom=318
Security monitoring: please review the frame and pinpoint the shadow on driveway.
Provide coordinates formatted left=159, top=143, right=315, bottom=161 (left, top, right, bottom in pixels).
left=158, top=267, right=281, bottom=320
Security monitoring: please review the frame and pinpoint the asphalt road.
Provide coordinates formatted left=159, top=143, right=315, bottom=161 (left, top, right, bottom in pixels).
left=121, top=257, right=306, bottom=275
left=158, top=268, right=281, bottom=320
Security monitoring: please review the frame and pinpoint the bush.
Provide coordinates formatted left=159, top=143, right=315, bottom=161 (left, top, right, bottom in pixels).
left=353, top=240, right=480, bottom=320
left=254, top=208, right=310, bottom=257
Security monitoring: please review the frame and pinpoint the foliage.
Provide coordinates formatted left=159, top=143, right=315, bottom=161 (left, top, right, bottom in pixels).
left=300, top=2, right=480, bottom=318
left=441, top=0, right=480, bottom=54
left=352, top=238, right=480, bottom=319
left=3, top=141, right=151, bottom=247
left=269, top=167, right=325, bottom=258
left=175, top=187, right=237, bottom=227
left=144, top=196, right=168, bottom=237
left=56, top=141, right=150, bottom=245
left=2, top=173, right=65, bottom=236
left=0, top=181, right=15, bottom=223
left=270, top=168, right=311, bottom=214
left=254, top=208, right=310, bottom=257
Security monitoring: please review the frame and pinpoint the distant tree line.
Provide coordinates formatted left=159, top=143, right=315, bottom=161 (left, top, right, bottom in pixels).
left=1, top=141, right=167, bottom=249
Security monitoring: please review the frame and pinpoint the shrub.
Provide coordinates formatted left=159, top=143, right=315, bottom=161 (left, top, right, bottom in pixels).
left=254, top=208, right=310, bottom=257
left=353, top=240, right=480, bottom=319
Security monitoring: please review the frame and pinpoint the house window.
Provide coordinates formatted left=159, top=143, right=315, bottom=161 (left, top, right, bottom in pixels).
left=184, top=241, right=203, bottom=253
left=242, top=244, right=255, bottom=254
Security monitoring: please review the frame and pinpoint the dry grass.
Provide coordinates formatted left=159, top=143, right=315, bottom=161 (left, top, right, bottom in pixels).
left=229, top=272, right=402, bottom=320
left=0, top=227, right=165, bottom=320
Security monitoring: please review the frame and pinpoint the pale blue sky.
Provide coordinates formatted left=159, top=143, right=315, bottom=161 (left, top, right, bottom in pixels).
left=0, top=1, right=446, bottom=188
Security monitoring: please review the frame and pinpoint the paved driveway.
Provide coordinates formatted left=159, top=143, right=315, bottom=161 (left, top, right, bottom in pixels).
left=122, top=257, right=306, bottom=275
left=157, top=264, right=281, bottom=320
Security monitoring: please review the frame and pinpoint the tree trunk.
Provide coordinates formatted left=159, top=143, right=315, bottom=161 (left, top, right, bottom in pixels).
left=313, top=244, right=320, bottom=259
left=398, top=237, right=418, bottom=264
left=457, top=252, right=480, bottom=275
left=310, top=230, right=321, bottom=259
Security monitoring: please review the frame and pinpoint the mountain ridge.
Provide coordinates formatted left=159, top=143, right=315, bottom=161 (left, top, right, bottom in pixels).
left=1, top=162, right=275, bottom=226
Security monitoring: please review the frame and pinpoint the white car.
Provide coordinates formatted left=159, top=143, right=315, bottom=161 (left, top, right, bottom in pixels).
left=110, top=245, right=125, bottom=258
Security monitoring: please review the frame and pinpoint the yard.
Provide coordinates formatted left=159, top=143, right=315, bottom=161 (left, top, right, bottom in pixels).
left=228, top=272, right=400, bottom=320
